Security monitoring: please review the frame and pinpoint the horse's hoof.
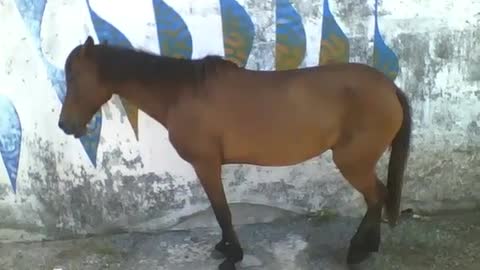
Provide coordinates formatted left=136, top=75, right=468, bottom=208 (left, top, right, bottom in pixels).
left=350, top=226, right=381, bottom=254
left=346, top=247, right=371, bottom=265
left=214, top=240, right=243, bottom=263
left=218, top=259, right=236, bottom=270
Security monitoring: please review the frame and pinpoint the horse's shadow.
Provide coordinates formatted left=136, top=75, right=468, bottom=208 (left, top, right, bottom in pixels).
left=301, top=216, right=380, bottom=270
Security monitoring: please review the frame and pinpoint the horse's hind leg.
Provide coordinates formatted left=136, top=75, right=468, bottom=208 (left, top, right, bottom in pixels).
left=191, top=158, right=243, bottom=270
left=332, top=143, right=388, bottom=264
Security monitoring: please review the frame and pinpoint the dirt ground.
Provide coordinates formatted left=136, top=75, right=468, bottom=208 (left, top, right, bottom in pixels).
left=0, top=208, right=478, bottom=270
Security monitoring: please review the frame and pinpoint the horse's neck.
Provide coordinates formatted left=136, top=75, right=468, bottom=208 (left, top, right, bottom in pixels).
left=113, top=81, right=179, bottom=127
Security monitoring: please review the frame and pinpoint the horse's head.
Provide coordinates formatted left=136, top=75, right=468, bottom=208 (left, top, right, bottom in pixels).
left=58, top=36, right=112, bottom=138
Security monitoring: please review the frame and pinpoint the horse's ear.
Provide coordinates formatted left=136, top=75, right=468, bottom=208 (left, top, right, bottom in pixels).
left=84, top=35, right=94, bottom=47
left=80, top=36, right=95, bottom=56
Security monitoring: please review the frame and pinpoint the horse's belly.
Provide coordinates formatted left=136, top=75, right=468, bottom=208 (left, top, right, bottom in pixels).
left=218, top=94, right=341, bottom=165
left=222, top=128, right=335, bottom=166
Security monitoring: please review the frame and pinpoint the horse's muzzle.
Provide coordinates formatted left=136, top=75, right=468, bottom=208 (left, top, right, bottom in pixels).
left=58, top=119, right=84, bottom=138
left=58, top=119, right=66, bottom=131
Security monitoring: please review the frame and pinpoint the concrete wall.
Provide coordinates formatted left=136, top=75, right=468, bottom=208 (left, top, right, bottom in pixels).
left=0, top=0, right=479, bottom=242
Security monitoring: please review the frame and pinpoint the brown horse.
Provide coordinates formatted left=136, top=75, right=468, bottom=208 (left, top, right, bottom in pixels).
left=58, top=36, right=412, bottom=270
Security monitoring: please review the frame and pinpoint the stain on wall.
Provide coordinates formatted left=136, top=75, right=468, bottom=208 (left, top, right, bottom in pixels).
left=23, top=138, right=194, bottom=237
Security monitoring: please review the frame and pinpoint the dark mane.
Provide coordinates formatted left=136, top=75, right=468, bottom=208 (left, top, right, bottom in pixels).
left=91, top=45, right=232, bottom=85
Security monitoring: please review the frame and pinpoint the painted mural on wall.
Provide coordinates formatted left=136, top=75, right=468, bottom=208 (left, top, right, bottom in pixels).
left=372, top=0, right=399, bottom=80
left=220, top=0, right=255, bottom=66
left=319, top=0, right=349, bottom=65
left=2, top=0, right=399, bottom=193
left=0, top=95, right=22, bottom=194
left=275, top=0, right=306, bottom=70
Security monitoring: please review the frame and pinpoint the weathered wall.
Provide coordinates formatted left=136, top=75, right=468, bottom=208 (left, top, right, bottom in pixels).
left=0, top=0, right=479, bottom=242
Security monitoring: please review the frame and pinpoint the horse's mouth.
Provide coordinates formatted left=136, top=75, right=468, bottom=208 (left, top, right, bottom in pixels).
left=61, top=125, right=86, bottom=139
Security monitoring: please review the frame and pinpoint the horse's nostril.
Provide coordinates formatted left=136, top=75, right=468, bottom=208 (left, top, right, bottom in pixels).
left=58, top=120, right=65, bottom=130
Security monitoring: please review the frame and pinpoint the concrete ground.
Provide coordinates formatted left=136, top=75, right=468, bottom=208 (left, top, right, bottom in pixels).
left=0, top=204, right=478, bottom=270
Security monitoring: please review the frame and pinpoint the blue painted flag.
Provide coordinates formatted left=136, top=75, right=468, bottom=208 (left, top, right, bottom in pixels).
left=319, top=0, right=350, bottom=65
left=153, top=0, right=192, bottom=59
left=372, top=0, right=400, bottom=81
left=0, top=95, right=22, bottom=193
left=220, top=0, right=255, bottom=67
left=275, top=0, right=306, bottom=70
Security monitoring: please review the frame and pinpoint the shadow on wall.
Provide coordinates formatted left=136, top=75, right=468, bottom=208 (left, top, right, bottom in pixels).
left=2, top=0, right=399, bottom=194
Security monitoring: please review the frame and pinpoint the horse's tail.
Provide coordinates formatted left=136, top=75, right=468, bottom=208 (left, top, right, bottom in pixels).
left=385, top=87, right=412, bottom=227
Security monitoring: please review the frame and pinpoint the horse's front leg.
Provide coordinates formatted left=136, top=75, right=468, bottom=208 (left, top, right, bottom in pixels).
left=192, top=158, right=243, bottom=270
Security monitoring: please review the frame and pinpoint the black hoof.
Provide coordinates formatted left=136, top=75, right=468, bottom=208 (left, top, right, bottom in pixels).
left=351, top=225, right=381, bottom=254
left=219, top=259, right=236, bottom=270
left=346, top=246, right=371, bottom=265
left=347, top=230, right=378, bottom=265
left=213, top=240, right=243, bottom=262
